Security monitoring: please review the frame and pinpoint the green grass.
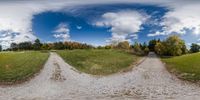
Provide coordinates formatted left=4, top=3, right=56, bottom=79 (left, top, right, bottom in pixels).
left=57, top=49, right=140, bottom=75
left=0, top=51, right=49, bottom=83
left=162, top=52, right=200, bottom=81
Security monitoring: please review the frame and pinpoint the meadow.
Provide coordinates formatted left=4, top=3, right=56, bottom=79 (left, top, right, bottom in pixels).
left=162, top=52, right=200, bottom=81
left=57, top=49, right=140, bottom=75
left=0, top=51, right=49, bottom=84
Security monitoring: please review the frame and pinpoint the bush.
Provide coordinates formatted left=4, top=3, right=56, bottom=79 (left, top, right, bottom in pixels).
left=144, top=47, right=150, bottom=55
left=155, top=42, right=164, bottom=55
left=0, top=45, right=2, bottom=52
left=116, top=41, right=130, bottom=49
left=154, top=35, right=187, bottom=56
left=190, top=43, right=200, bottom=53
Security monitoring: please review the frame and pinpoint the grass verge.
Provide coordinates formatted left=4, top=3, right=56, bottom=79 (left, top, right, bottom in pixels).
left=57, top=49, right=140, bottom=75
left=0, top=51, right=49, bottom=84
left=162, top=52, right=200, bottom=81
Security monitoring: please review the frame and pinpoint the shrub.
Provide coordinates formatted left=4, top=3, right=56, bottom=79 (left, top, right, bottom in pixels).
left=144, top=47, right=150, bottom=55
left=190, top=43, right=200, bottom=53
left=116, top=41, right=130, bottom=49
left=154, top=35, right=187, bottom=56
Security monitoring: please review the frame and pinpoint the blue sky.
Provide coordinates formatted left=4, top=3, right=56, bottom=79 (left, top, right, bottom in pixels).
left=0, top=0, right=200, bottom=48
left=32, top=4, right=168, bottom=46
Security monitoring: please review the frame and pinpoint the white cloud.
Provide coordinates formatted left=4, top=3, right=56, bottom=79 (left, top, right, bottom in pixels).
left=0, top=0, right=169, bottom=48
left=53, top=23, right=70, bottom=41
left=147, top=31, right=165, bottom=37
left=1, top=0, right=200, bottom=48
left=95, top=10, right=148, bottom=44
left=76, top=26, right=82, bottom=30
left=151, top=2, right=200, bottom=37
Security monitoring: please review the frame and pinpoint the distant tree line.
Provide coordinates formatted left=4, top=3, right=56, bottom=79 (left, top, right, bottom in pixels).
left=98, top=35, right=200, bottom=56
left=6, top=39, right=93, bottom=51
left=3, top=35, right=200, bottom=56
left=97, top=41, right=150, bottom=56
left=152, top=35, right=199, bottom=56
left=0, top=45, right=2, bottom=52
left=190, top=43, right=200, bottom=53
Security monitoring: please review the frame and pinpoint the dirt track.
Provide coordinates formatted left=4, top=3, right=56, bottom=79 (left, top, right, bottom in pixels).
left=0, top=52, right=200, bottom=100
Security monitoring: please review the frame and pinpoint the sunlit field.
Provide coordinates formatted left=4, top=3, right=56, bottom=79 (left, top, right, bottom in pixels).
left=0, top=51, right=49, bottom=84
left=57, top=49, right=140, bottom=75
left=162, top=52, right=200, bottom=81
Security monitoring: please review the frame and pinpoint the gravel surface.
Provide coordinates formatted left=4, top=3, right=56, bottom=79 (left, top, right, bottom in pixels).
left=0, top=52, right=200, bottom=100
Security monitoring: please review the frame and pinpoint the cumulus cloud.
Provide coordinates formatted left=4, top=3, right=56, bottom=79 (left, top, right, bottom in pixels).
left=0, top=0, right=169, bottom=48
left=151, top=1, right=200, bottom=37
left=1, top=0, right=200, bottom=48
left=95, top=10, right=148, bottom=44
left=53, top=23, right=70, bottom=41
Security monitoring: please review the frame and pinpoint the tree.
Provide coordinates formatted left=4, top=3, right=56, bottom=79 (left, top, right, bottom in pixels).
left=18, top=42, right=32, bottom=50
left=116, top=41, right=130, bottom=49
left=190, top=43, right=200, bottom=53
left=141, top=42, right=148, bottom=50
left=144, top=47, right=149, bottom=55
left=155, top=42, right=165, bottom=55
left=41, top=43, right=50, bottom=50
left=164, top=35, right=186, bottom=56
left=10, top=43, right=18, bottom=51
left=53, top=42, right=65, bottom=50
left=33, top=39, right=42, bottom=50
left=133, top=42, right=142, bottom=53
left=105, top=45, right=112, bottom=49
left=181, top=42, right=188, bottom=54
left=0, top=45, right=2, bottom=52
left=148, top=39, right=157, bottom=51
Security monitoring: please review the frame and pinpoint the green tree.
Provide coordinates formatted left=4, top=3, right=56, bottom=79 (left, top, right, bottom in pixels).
left=148, top=39, right=157, bottom=51
left=41, top=43, right=50, bottom=50
left=10, top=43, right=18, bottom=51
left=133, top=42, right=142, bottom=53
left=190, top=43, right=200, bottom=53
left=141, top=42, right=148, bottom=50
left=116, top=41, right=130, bottom=49
left=164, top=35, right=186, bottom=56
left=0, top=45, right=2, bottom=52
left=18, top=42, right=32, bottom=50
left=33, top=39, right=42, bottom=50
left=144, top=47, right=149, bottom=55
left=155, top=42, right=165, bottom=55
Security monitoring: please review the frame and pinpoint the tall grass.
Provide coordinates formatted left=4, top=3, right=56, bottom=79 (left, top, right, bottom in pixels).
left=0, top=51, right=49, bottom=83
left=162, top=52, right=200, bottom=81
left=57, top=49, right=140, bottom=75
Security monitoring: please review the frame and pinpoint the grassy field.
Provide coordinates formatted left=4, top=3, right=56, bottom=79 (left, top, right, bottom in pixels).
left=0, top=51, right=49, bottom=83
left=162, top=52, right=200, bottom=81
left=57, top=49, right=140, bottom=75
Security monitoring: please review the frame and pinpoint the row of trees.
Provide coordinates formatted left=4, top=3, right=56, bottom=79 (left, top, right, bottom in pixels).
left=3, top=35, right=200, bottom=56
left=190, top=43, right=200, bottom=53
left=0, top=45, right=2, bottom=52
left=7, top=39, right=93, bottom=51
left=152, top=35, right=199, bottom=56
left=100, top=35, right=199, bottom=56
left=154, top=35, right=187, bottom=56
left=97, top=41, right=150, bottom=55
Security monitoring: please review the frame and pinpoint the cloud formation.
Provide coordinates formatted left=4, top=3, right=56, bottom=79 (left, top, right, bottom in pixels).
left=95, top=10, right=148, bottom=44
left=149, top=1, right=200, bottom=37
left=1, top=0, right=200, bottom=48
left=53, top=23, right=70, bottom=41
left=147, top=31, right=165, bottom=37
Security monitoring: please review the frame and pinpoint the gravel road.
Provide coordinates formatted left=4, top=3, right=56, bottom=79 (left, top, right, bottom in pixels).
left=0, top=52, right=200, bottom=100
